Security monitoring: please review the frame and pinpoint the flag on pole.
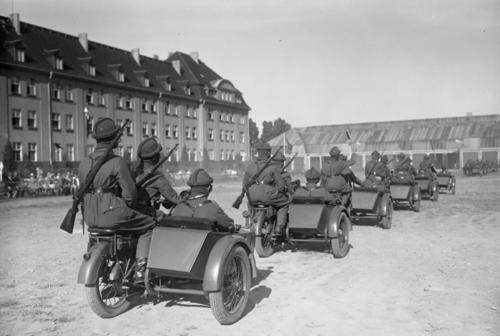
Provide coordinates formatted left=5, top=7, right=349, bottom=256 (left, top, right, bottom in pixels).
left=283, top=132, right=293, bottom=154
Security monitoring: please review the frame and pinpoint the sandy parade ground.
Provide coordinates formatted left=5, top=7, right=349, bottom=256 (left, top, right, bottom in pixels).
left=0, top=172, right=499, bottom=336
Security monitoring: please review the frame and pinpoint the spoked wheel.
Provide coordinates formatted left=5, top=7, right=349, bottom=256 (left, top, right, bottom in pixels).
left=85, top=255, right=132, bottom=318
left=209, top=246, right=251, bottom=325
left=379, top=200, right=393, bottom=229
left=254, top=215, right=275, bottom=258
left=411, top=188, right=421, bottom=212
left=330, top=212, right=350, bottom=258
left=431, top=183, right=439, bottom=202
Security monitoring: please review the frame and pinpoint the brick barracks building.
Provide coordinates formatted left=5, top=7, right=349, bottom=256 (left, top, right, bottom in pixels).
left=0, top=13, right=251, bottom=173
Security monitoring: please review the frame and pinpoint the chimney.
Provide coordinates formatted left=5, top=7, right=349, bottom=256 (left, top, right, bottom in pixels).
left=172, top=59, right=181, bottom=75
left=78, top=33, right=88, bottom=52
left=131, top=48, right=140, bottom=65
left=190, top=51, right=199, bottom=63
left=10, top=13, right=20, bottom=35
left=153, top=54, right=159, bottom=60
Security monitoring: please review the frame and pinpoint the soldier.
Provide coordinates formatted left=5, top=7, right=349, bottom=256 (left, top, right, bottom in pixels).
left=365, top=150, right=380, bottom=178
left=133, top=138, right=183, bottom=217
left=78, top=118, right=156, bottom=283
left=419, top=154, right=437, bottom=177
left=377, top=155, right=391, bottom=181
left=172, top=168, right=235, bottom=231
left=243, top=143, right=289, bottom=236
left=321, top=146, right=362, bottom=205
left=272, top=151, right=294, bottom=195
left=393, top=152, right=418, bottom=181
left=293, top=167, right=332, bottom=200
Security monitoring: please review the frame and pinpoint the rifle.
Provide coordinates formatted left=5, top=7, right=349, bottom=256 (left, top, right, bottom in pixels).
left=136, top=144, right=179, bottom=188
left=60, top=119, right=130, bottom=234
left=281, top=152, right=298, bottom=172
left=232, top=146, right=283, bottom=209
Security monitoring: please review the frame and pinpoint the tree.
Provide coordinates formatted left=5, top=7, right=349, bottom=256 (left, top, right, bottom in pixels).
left=249, top=118, right=259, bottom=146
left=260, top=118, right=292, bottom=143
left=260, top=120, right=274, bottom=143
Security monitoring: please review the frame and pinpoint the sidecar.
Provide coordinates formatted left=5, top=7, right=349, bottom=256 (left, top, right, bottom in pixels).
left=390, top=173, right=421, bottom=212
left=350, top=186, right=393, bottom=229
left=287, top=195, right=351, bottom=258
left=415, top=173, right=439, bottom=201
left=145, top=216, right=257, bottom=325
left=436, top=172, right=456, bottom=195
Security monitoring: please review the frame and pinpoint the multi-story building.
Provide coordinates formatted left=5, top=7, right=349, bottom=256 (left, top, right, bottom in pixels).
left=0, top=13, right=250, bottom=171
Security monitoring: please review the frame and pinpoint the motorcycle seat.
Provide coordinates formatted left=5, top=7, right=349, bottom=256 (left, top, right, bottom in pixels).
left=158, top=215, right=217, bottom=231
left=87, top=222, right=154, bottom=235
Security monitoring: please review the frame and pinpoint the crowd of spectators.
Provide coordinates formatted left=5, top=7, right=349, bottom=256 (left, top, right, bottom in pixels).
left=2, top=167, right=80, bottom=198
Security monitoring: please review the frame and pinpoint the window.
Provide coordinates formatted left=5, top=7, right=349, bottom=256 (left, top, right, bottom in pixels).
left=151, top=123, right=157, bottom=137
left=192, top=127, right=197, bottom=140
left=142, top=101, right=148, bottom=112
left=193, top=109, right=197, bottom=119
left=240, top=131, right=245, bottom=143
left=186, top=107, right=192, bottom=118
left=97, top=91, right=105, bottom=106
left=87, top=144, right=95, bottom=154
left=220, top=113, right=225, bottom=122
left=240, top=150, right=246, bottom=161
left=65, top=87, right=74, bottom=101
left=174, top=105, right=180, bottom=116
left=142, top=122, right=149, bottom=136
left=28, top=143, right=37, bottom=161
left=144, top=77, right=150, bottom=87
left=12, top=109, right=22, bottom=129
left=86, top=89, right=94, bottom=105
left=116, top=119, right=123, bottom=128
left=118, top=70, right=125, bottom=82
left=89, top=65, right=96, bottom=77
left=116, top=95, right=124, bottom=109
left=125, top=96, right=132, bottom=110
left=55, top=57, right=64, bottom=70
left=28, top=111, right=37, bottom=129
left=239, top=116, right=246, bottom=125
left=126, top=146, right=134, bottom=160
left=185, top=126, right=191, bottom=139
left=165, top=104, right=170, bottom=115
left=15, top=48, right=25, bottom=62
left=67, top=144, right=74, bottom=161
left=54, top=144, right=62, bottom=162
left=225, top=130, right=229, bottom=142
left=208, top=128, right=214, bottom=141
left=230, top=114, right=235, bottom=123
left=51, top=113, right=61, bottom=130
left=52, top=86, right=61, bottom=100
left=230, top=131, right=235, bottom=142
left=27, top=79, right=36, bottom=97
left=126, top=121, right=133, bottom=136
left=173, top=125, right=178, bottom=138
left=220, top=129, right=224, bottom=142
left=66, top=114, right=74, bottom=132
left=165, top=124, right=171, bottom=138
left=208, top=111, right=214, bottom=120
left=151, top=102, right=157, bottom=114
left=13, top=142, right=22, bottom=161
left=209, top=149, right=215, bottom=160
left=11, top=78, right=21, bottom=95
left=220, top=150, right=225, bottom=161
left=117, top=146, right=124, bottom=157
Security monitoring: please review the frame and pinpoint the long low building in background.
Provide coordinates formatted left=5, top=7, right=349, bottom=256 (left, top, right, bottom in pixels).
left=0, top=13, right=250, bottom=171
left=269, top=114, right=500, bottom=172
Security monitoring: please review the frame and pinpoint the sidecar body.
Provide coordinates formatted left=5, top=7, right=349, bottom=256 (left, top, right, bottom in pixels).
left=436, top=172, right=456, bottom=195
left=390, top=173, right=421, bottom=212
left=145, top=216, right=256, bottom=324
left=350, top=186, right=393, bottom=229
left=415, top=173, right=439, bottom=201
left=287, top=195, right=351, bottom=258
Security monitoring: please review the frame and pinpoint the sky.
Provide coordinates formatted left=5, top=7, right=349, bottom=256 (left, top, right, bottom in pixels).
left=2, top=0, right=499, bottom=130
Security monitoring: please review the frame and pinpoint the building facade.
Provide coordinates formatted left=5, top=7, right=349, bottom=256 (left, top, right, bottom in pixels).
left=269, top=114, right=500, bottom=172
left=0, top=14, right=250, bottom=171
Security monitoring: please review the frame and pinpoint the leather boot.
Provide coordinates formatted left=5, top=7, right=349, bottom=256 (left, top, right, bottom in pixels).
left=133, top=258, right=147, bottom=284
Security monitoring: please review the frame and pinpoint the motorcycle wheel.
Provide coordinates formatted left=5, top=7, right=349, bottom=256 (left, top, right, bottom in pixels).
left=412, top=188, right=421, bottom=212
left=209, top=246, right=251, bottom=325
left=330, top=212, right=350, bottom=258
left=379, top=199, right=393, bottom=230
left=85, top=255, right=132, bottom=318
left=254, top=214, right=275, bottom=258
left=431, top=183, right=439, bottom=202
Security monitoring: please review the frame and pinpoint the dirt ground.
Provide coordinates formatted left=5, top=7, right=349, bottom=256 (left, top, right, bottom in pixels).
left=0, top=173, right=499, bottom=336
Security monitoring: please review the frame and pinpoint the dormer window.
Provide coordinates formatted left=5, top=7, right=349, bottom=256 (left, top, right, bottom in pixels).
left=89, top=65, right=96, bottom=77
left=118, top=71, right=125, bottom=82
left=16, top=49, right=25, bottom=62
left=108, top=64, right=125, bottom=82
left=144, top=77, right=150, bottom=87
left=56, top=57, right=64, bottom=70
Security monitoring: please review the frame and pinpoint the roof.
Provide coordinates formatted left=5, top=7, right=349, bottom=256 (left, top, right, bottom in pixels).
left=269, top=114, right=500, bottom=154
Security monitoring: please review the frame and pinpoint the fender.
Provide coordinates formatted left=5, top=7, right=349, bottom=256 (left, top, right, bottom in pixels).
left=77, top=241, right=111, bottom=285
left=412, top=185, right=421, bottom=201
left=326, top=205, right=349, bottom=239
left=252, top=210, right=267, bottom=237
left=378, top=193, right=391, bottom=217
left=203, top=235, right=255, bottom=292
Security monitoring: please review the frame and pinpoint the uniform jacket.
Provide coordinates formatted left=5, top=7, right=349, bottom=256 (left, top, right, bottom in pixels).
left=365, top=159, right=379, bottom=178
left=243, top=160, right=288, bottom=205
left=172, top=194, right=234, bottom=229
left=320, top=159, right=351, bottom=191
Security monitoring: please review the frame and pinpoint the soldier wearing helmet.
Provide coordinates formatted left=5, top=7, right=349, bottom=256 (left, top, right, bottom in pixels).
left=293, top=167, right=331, bottom=200
left=243, top=143, right=289, bottom=236
left=392, top=152, right=418, bottom=183
left=272, top=151, right=295, bottom=194
left=133, top=138, right=183, bottom=217
left=419, top=154, right=437, bottom=177
left=78, top=118, right=156, bottom=283
left=365, top=150, right=380, bottom=178
left=172, top=169, right=235, bottom=231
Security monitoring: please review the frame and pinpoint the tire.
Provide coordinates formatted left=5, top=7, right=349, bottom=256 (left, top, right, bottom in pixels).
left=209, top=246, right=251, bottom=325
left=379, top=199, right=393, bottom=229
left=254, top=214, right=275, bottom=258
left=330, top=212, right=350, bottom=258
left=450, top=178, right=456, bottom=195
left=412, top=188, right=421, bottom=212
left=431, top=183, right=439, bottom=202
left=85, top=255, right=132, bottom=318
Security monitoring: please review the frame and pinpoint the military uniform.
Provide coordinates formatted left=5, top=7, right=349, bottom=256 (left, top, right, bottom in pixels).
left=134, top=138, right=182, bottom=216
left=365, top=150, right=380, bottom=178
left=78, top=118, right=155, bottom=281
left=419, top=155, right=436, bottom=178
left=293, top=167, right=332, bottom=201
left=172, top=169, right=234, bottom=231
left=244, top=143, right=289, bottom=232
left=392, top=153, right=418, bottom=183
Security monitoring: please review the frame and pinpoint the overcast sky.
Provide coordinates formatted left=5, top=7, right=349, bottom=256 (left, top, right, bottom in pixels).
left=2, top=0, right=499, bottom=129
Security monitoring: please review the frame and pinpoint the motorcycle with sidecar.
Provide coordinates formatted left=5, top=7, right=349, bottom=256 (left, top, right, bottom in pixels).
left=77, top=215, right=256, bottom=325
left=436, top=171, right=456, bottom=195
left=351, top=183, right=393, bottom=229
left=390, top=172, right=421, bottom=212
left=415, top=172, right=439, bottom=201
